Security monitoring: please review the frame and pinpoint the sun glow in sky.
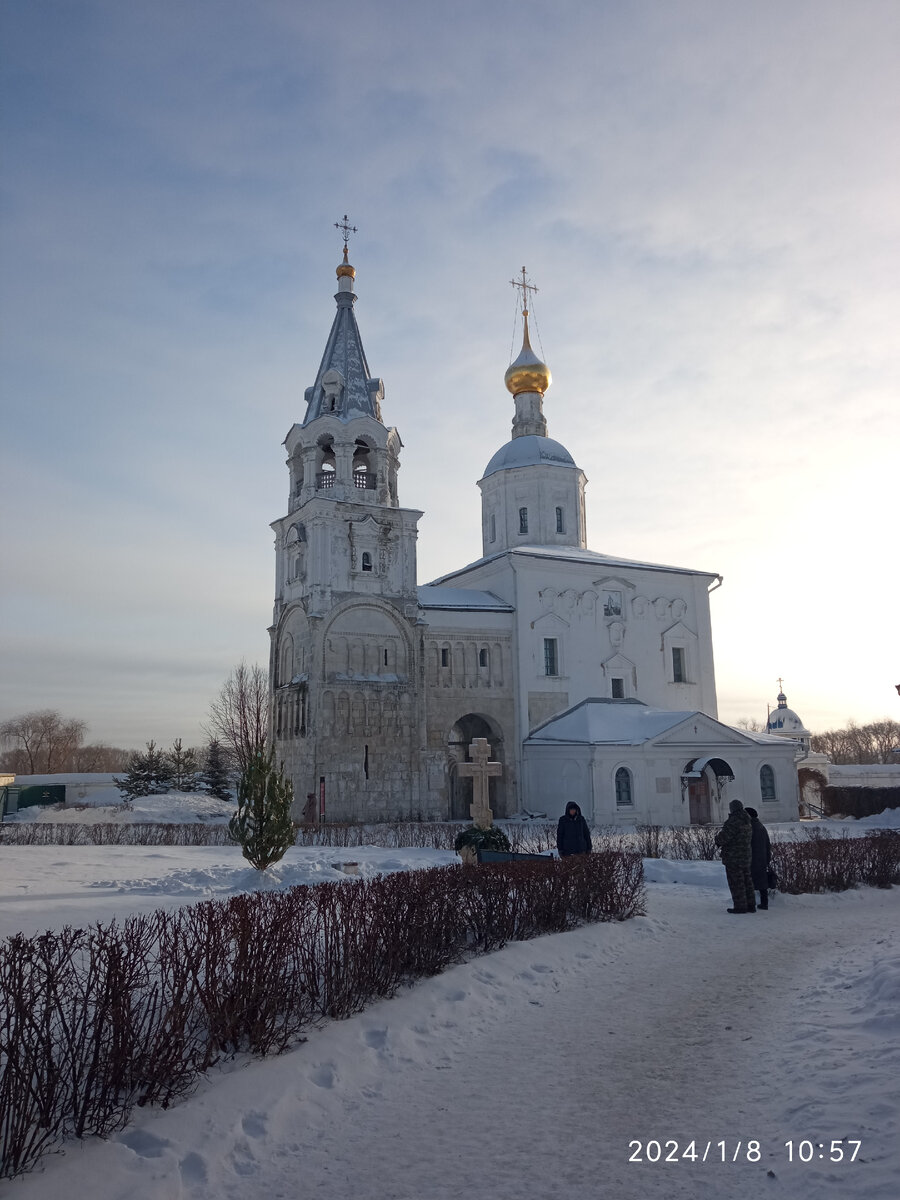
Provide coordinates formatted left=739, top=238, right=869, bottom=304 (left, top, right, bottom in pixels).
left=1, top=0, right=898, bottom=748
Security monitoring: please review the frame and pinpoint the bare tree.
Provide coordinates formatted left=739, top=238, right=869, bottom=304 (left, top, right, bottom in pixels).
left=810, top=718, right=900, bottom=764
left=0, top=710, right=87, bottom=774
left=72, top=744, right=131, bottom=772
left=205, top=662, right=269, bottom=774
left=735, top=717, right=766, bottom=733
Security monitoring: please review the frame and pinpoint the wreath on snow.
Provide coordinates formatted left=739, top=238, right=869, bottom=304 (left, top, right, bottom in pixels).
left=454, top=825, right=512, bottom=856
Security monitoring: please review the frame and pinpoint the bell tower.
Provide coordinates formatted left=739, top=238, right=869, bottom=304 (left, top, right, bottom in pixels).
left=269, top=221, right=424, bottom=820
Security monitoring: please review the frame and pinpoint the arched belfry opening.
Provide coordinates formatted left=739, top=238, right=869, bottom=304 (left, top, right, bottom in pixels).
left=447, top=713, right=506, bottom=820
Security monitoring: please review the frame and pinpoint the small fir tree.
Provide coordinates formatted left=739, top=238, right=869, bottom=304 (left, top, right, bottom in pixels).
left=200, top=738, right=233, bottom=802
left=228, top=748, right=295, bottom=870
left=114, top=740, right=174, bottom=800
left=168, top=738, right=201, bottom=792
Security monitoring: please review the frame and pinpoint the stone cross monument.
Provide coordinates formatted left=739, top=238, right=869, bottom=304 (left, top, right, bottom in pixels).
left=456, top=737, right=502, bottom=829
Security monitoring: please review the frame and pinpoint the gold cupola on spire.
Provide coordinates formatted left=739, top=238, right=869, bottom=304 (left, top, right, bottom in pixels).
left=504, top=310, right=552, bottom=396
left=504, top=267, right=551, bottom=396
left=336, top=243, right=356, bottom=280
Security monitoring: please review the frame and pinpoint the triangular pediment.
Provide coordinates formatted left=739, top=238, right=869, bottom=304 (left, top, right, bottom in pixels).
left=601, top=652, right=634, bottom=670
left=593, top=575, right=636, bottom=592
left=651, top=713, right=759, bottom=748
left=661, top=619, right=698, bottom=644
left=531, top=611, right=570, bottom=631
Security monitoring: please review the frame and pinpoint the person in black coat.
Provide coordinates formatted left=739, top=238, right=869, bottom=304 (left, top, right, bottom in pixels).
left=744, top=806, right=772, bottom=910
left=557, top=802, right=592, bottom=856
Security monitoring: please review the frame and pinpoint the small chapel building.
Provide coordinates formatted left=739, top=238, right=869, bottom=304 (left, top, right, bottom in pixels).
left=268, top=242, right=798, bottom=826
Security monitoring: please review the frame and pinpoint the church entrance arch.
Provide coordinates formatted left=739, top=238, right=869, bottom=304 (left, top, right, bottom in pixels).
left=684, top=756, right=735, bottom=824
left=448, top=713, right=505, bottom=820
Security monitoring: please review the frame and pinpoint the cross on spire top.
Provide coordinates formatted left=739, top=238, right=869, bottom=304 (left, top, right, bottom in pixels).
left=335, top=213, right=358, bottom=255
left=510, top=266, right=538, bottom=317
left=777, top=676, right=785, bottom=692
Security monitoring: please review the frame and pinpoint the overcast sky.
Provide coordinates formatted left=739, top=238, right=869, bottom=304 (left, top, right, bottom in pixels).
left=1, top=0, right=897, bottom=750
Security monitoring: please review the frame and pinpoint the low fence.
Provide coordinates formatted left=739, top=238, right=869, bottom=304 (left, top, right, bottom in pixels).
left=0, top=852, right=644, bottom=1179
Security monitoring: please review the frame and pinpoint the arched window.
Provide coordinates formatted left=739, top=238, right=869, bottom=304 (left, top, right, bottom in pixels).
left=615, top=767, right=633, bottom=807
left=519, top=507, right=528, bottom=535
left=556, top=506, right=565, bottom=533
left=479, top=648, right=488, bottom=668
left=361, top=551, right=373, bottom=572
left=760, top=764, right=777, bottom=802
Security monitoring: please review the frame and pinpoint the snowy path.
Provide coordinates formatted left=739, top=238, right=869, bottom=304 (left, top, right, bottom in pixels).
left=10, top=880, right=898, bottom=1200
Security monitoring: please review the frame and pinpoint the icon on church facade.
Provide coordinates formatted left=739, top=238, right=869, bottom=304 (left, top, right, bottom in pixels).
left=603, top=591, right=623, bottom=617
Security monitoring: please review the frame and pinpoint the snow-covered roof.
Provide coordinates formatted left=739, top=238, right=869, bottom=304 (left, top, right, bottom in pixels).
left=526, top=698, right=789, bottom=748
left=429, top=545, right=721, bottom=586
left=527, top=699, right=696, bottom=746
left=417, top=585, right=514, bottom=612
left=481, top=435, right=578, bottom=479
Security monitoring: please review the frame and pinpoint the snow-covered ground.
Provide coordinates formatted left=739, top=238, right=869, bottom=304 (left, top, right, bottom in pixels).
left=2, top=833, right=898, bottom=1200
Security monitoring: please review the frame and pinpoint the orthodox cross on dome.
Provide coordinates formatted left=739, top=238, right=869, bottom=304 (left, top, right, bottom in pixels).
left=335, top=213, right=358, bottom=248
left=510, top=265, right=538, bottom=317
left=777, top=676, right=785, bottom=691
left=456, top=737, right=502, bottom=830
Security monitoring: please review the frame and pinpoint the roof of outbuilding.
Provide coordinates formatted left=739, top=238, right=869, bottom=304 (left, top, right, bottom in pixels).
left=525, top=698, right=791, bottom=748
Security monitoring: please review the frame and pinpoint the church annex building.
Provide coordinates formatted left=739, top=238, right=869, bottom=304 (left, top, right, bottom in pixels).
left=268, top=242, right=799, bottom=826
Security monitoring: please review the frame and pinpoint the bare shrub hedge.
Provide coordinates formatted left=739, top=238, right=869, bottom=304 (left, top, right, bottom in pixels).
left=822, top=785, right=900, bottom=820
left=0, top=852, right=643, bottom=1179
left=772, top=830, right=900, bottom=893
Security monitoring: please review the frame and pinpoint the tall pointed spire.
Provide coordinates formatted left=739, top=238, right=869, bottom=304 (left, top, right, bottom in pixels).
left=302, top=217, right=384, bottom=425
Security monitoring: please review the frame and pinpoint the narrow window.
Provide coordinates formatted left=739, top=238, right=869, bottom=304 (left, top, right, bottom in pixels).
left=479, top=648, right=488, bottom=668
left=364, top=744, right=369, bottom=780
left=672, top=647, right=686, bottom=683
left=441, top=648, right=449, bottom=668
left=361, top=551, right=373, bottom=572
left=383, top=648, right=389, bottom=667
left=543, top=637, right=558, bottom=676
left=519, top=507, right=528, bottom=535
left=611, top=677, right=625, bottom=699
left=490, top=514, right=496, bottom=543
left=615, top=767, right=633, bottom=807
left=556, top=506, right=565, bottom=533
left=760, top=764, right=777, bottom=802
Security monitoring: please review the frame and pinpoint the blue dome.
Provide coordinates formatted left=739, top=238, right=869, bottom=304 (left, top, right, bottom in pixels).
left=482, top=435, right=577, bottom=479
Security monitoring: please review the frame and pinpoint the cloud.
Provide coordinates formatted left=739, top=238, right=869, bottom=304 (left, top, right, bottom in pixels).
left=2, top=0, right=898, bottom=740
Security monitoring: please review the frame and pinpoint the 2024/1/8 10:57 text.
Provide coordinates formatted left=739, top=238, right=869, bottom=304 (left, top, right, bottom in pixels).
left=628, top=1139, right=863, bottom=1164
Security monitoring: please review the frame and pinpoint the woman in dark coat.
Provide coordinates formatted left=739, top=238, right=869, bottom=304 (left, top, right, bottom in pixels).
left=557, top=802, right=592, bottom=856
left=744, top=806, right=772, bottom=910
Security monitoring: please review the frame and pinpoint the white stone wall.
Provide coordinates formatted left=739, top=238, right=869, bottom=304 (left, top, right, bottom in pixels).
left=524, top=741, right=799, bottom=827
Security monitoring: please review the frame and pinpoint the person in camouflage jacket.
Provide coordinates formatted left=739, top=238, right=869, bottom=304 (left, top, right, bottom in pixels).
left=714, top=799, right=756, bottom=914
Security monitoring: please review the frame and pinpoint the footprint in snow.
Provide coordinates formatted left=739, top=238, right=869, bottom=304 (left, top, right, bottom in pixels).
left=241, top=1111, right=267, bottom=1139
left=116, top=1129, right=171, bottom=1158
left=311, top=1063, right=337, bottom=1089
left=179, top=1152, right=208, bottom=1184
left=364, top=1027, right=388, bottom=1049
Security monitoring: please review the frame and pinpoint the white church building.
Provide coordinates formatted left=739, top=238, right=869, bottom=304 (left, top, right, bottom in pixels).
left=268, top=241, right=798, bottom=826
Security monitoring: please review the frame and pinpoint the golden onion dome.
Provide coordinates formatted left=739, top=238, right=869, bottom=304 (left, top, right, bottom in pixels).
left=336, top=244, right=356, bottom=280
left=504, top=312, right=551, bottom=396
